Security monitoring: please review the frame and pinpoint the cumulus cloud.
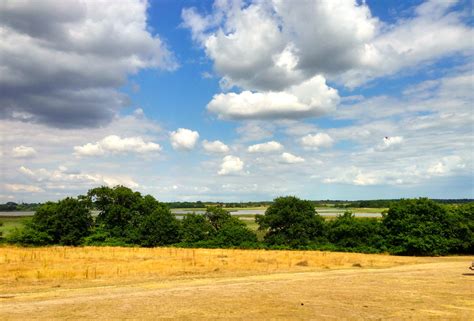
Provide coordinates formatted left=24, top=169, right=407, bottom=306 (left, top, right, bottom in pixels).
left=376, top=136, right=404, bottom=151
left=182, top=0, right=376, bottom=91
left=170, top=128, right=200, bottom=151
left=207, top=75, right=339, bottom=120
left=202, top=140, right=230, bottom=153
left=248, top=141, right=283, bottom=153
left=218, top=155, right=244, bottom=175
left=12, top=145, right=37, bottom=158
left=339, top=1, right=474, bottom=87
left=0, top=0, right=176, bottom=128
left=280, top=152, right=304, bottom=164
left=74, top=135, right=161, bottom=156
left=184, top=0, right=472, bottom=91
left=300, top=133, right=334, bottom=150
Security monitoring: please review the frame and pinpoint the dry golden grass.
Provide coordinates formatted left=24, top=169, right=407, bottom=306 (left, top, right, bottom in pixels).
left=0, top=246, right=433, bottom=285
left=0, top=246, right=472, bottom=320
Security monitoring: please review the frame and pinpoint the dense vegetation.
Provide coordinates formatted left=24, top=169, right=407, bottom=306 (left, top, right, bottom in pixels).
left=0, top=202, right=42, bottom=212
left=4, top=186, right=473, bottom=256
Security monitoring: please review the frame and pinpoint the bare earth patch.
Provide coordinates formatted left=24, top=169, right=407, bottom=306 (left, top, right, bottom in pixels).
left=0, top=246, right=472, bottom=320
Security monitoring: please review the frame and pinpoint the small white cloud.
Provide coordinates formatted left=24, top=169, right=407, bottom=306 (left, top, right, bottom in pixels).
left=202, top=140, right=230, bottom=153
left=427, top=156, right=465, bottom=175
left=74, top=135, right=161, bottom=156
left=377, top=136, right=403, bottom=151
left=280, top=152, right=305, bottom=164
left=248, top=141, right=283, bottom=153
left=300, top=133, right=334, bottom=150
left=218, top=155, right=244, bottom=175
left=170, top=128, right=200, bottom=151
left=4, top=183, right=44, bottom=193
left=12, top=145, right=37, bottom=158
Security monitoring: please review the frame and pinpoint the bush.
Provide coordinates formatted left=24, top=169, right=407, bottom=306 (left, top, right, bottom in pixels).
left=180, top=214, right=214, bottom=243
left=327, top=212, right=386, bottom=252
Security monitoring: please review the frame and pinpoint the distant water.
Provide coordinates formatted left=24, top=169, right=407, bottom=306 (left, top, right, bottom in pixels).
left=0, top=209, right=381, bottom=218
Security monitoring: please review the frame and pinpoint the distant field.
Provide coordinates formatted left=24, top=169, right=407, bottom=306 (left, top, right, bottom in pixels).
left=0, top=246, right=472, bottom=319
left=0, top=216, right=31, bottom=237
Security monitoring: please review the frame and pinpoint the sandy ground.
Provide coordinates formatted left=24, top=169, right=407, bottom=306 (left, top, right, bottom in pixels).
left=1, top=258, right=473, bottom=320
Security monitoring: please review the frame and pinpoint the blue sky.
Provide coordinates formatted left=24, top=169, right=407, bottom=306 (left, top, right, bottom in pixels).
left=1, top=0, right=473, bottom=202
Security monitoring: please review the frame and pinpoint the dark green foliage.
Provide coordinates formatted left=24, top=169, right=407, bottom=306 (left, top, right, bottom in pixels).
left=213, top=217, right=257, bottom=247
left=88, top=186, right=144, bottom=237
left=128, top=205, right=181, bottom=247
left=327, top=212, right=386, bottom=252
left=8, top=197, right=92, bottom=246
left=445, top=203, right=474, bottom=253
left=257, top=196, right=325, bottom=247
left=204, top=206, right=233, bottom=230
left=382, top=198, right=452, bottom=255
left=180, top=214, right=214, bottom=243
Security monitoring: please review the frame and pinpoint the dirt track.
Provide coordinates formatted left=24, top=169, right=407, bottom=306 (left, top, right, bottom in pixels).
left=1, top=260, right=473, bottom=320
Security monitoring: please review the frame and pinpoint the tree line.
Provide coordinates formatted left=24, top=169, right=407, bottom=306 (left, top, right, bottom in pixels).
left=4, top=186, right=473, bottom=256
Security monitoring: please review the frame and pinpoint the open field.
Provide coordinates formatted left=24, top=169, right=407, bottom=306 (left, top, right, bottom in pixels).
left=0, top=216, right=31, bottom=237
left=0, top=246, right=472, bottom=320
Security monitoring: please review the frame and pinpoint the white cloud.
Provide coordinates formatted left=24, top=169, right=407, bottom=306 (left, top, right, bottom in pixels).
left=427, top=156, right=465, bottom=175
left=218, top=155, right=244, bottom=175
left=323, top=167, right=380, bottom=186
left=207, top=75, right=339, bottom=120
left=182, top=0, right=376, bottom=91
left=300, top=133, right=334, bottom=150
left=280, top=152, right=304, bottom=164
left=4, top=183, right=44, bottom=193
left=376, top=136, right=404, bottom=151
left=12, top=145, right=37, bottom=158
left=0, top=0, right=176, bottom=127
left=74, top=135, right=161, bottom=156
left=18, top=165, right=138, bottom=189
left=339, top=1, right=474, bottom=87
left=202, top=140, right=230, bottom=153
left=248, top=141, right=283, bottom=153
left=170, top=128, right=200, bottom=151
left=184, top=0, right=472, bottom=91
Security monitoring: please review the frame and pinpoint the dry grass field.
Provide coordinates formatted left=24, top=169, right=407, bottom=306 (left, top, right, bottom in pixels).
left=0, top=246, right=472, bottom=320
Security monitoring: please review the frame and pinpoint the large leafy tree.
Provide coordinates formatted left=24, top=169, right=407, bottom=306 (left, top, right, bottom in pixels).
left=257, top=196, right=325, bottom=247
left=88, top=186, right=144, bottom=237
left=204, top=206, right=233, bottom=230
left=13, top=197, right=93, bottom=245
left=382, top=198, right=452, bottom=255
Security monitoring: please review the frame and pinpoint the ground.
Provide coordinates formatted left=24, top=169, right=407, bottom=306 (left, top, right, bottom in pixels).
left=0, top=246, right=472, bottom=320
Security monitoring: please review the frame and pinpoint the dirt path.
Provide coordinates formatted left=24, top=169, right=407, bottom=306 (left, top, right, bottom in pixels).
left=1, top=260, right=473, bottom=320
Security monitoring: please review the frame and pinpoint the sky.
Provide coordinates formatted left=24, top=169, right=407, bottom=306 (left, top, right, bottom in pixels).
left=0, top=0, right=473, bottom=202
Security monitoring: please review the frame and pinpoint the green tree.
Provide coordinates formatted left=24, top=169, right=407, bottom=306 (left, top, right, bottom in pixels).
left=256, top=196, right=325, bottom=247
left=445, top=203, right=474, bottom=254
left=180, top=214, right=214, bottom=243
left=204, top=206, right=232, bottom=230
left=88, top=186, right=143, bottom=237
left=10, top=197, right=93, bottom=245
left=128, top=205, right=181, bottom=247
left=383, top=198, right=451, bottom=255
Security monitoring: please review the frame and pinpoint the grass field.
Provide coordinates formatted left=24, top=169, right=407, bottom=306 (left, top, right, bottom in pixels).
left=0, top=246, right=472, bottom=319
left=0, top=216, right=31, bottom=237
